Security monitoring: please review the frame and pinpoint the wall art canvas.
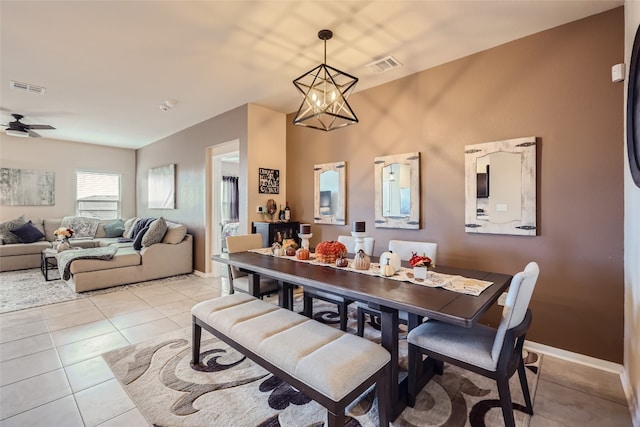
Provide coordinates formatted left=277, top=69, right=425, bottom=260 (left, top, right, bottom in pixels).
left=258, top=168, right=279, bottom=194
left=148, top=164, right=175, bottom=209
left=0, top=167, right=55, bottom=206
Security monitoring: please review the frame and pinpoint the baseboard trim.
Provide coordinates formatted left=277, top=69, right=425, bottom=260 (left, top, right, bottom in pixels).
left=523, top=339, right=623, bottom=374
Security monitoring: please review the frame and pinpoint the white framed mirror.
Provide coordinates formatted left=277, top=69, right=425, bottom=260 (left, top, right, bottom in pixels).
left=465, top=136, right=537, bottom=236
left=374, top=152, right=420, bottom=229
left=314, top=161, right=346, bottom=225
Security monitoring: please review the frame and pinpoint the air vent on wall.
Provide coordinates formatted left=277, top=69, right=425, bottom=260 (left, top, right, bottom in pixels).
left=10, top=80, right=46, bottom=95
left=365, top=56, right=401, bottom=73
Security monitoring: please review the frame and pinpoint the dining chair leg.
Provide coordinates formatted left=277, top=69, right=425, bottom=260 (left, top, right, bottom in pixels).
left=517, top=359, right=534, bottom=415
left=497, top=377, right=516, bottom=427
left=338, top=302, right=348, bottom=331
left=303, top=293, right=313, bottom=318
left=407, top=343, right=420, bottom=407
left=356, top=307, right=365, bottom=337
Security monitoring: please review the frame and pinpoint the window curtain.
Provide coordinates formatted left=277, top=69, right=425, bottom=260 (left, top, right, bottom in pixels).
left=221, top=176, right=239, bottom=222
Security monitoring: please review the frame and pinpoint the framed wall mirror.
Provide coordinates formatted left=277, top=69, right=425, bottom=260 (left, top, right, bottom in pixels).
left=314, top=161, right=346, bottom=225
left=374, top=152, right=420, bottom=229
left=465, top=136, right=537, bottom=236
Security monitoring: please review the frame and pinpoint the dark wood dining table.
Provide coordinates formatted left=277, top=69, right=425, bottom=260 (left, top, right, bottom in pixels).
left=211, top=251, right=512, bottom=419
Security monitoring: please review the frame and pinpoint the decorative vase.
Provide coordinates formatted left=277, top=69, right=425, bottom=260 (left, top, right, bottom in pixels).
left=413, top=266, right=428, bottom=280
left=56, top=237, right=72, bottom=252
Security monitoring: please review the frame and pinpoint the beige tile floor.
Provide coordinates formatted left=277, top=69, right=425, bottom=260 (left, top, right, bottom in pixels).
left=0, top=275, right=633, bottom=426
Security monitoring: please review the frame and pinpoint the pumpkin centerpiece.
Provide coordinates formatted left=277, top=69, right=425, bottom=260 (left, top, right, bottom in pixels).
left=314, top=240, right=347, bottom=264
left=296, top=247, right=310, bottom=260
left=352, top=249, right=371, bottom=270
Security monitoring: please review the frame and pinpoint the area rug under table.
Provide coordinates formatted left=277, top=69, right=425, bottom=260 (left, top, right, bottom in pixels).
left=0, top=268, right=197, bottom=314
left=103, top=305, right=541, bottom=427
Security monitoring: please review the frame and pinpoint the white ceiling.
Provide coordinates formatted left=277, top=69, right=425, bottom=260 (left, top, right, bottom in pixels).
left=0, top=0, right=623, bottom=149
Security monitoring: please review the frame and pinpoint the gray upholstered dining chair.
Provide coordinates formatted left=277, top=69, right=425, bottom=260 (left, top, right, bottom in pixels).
left=406, top=261, right=540, bottom=427
left=302, top=235, right=377, bottom=331
left=225, top=234, right=280, bottom=298
left=356, top=240, right=437, bottom=336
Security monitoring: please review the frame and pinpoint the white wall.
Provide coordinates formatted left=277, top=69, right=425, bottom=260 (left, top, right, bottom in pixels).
left=0, top=135, right=136, bottom=222
left=624, top=2, right=640, bottom=424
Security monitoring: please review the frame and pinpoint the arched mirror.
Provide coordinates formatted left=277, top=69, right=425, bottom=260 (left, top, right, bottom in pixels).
left=375, top=152, right=420, bottom=229
left=465, top=136, right=537, bottom=236
left=314, top=161, right=346, bottom=225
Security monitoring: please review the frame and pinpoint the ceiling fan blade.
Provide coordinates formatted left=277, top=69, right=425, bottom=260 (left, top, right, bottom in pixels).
left=26, top=124, right=55, bottom=130
left=27, top=130, right=42, bottom=137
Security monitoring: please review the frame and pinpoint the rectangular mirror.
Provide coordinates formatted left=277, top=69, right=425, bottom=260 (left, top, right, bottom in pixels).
left=314, top=161, right=346, bottom=225
left=465, top=136, right=537, bottom=236
left=374, top=152, right=420, bottom=229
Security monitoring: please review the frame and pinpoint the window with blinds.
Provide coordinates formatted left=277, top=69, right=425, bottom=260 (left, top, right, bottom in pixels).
left=76, top=171, right=121, bottom=219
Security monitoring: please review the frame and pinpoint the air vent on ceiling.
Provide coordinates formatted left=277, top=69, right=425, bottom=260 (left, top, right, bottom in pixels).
left=365, top=56, right=401, bottom=73
left=10, top=80, right=46, bottom=95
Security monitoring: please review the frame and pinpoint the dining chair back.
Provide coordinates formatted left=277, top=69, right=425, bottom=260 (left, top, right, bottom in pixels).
left=388, top=240, right=438, bottom=264
left=406, top=262, right=540, bottom=427
left=337, top=235, right=375, bottom=256
left=225, top=234, right=279, bottom=297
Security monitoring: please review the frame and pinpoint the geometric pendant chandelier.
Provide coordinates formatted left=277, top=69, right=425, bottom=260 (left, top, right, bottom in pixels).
left=293, top=29, right=359, bottom=131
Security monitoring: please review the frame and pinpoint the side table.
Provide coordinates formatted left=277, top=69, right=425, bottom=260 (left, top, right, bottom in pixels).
left=41, top=248, right=59, bottom=281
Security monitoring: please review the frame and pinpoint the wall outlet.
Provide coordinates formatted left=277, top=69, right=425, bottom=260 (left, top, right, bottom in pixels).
left=498, top=292, right=508, bottom=306
left=256, top=205, right=264, bottom=213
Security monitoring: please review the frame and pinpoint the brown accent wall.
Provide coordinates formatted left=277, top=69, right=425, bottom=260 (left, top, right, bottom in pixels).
left=286, top=8, right=625, bottom=362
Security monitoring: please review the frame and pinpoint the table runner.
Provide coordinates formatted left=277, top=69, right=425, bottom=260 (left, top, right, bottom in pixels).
left=248, top=248, right=493, bottom=296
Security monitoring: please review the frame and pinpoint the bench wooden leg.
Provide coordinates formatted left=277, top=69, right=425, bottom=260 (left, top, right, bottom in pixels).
left=191, top=319, right=202, bottom=366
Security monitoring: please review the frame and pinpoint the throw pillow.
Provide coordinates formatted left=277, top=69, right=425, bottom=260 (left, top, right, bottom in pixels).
left=162, top=222, right=187, bottom=244
left=10, top=220, right=45, bottom=243
left=103, top=219, right=125, bottom=238
left=123, top=217, right=139, bottom=238
left=141, top=217, right=168, bottom=247
left=129, top=217, right=155, bottom=240
left=133, top=225, right=150, bottom=250
left=0, top=215, right=27, bottom=245
left=61, top=216, right=100, bottom=239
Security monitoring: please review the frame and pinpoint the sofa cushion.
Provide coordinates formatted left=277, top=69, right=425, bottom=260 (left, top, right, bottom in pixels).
left=68, top=248, right=141, bottom=274
left=0, top=215, right=26, bottom=245
left=123, top=217, right=138, bottom=238
left=142, top=217, right=167, bottom=247
left=43, top=219, right=62, bottom=242
left=0, top=240, right=51, bottom=256
left=163, top=221, right=187, bottom=244
left=61, top=216, right=100, bottom=238
left=103, top=219, right=125, bottom=238
left=11, top=220, right=45, bottom=243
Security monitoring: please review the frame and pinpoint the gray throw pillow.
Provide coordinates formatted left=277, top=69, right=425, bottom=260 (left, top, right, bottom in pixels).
left=0, top=215, right=26, bottom=245
left=11, top=220, right=45, bottom=243
left=103, top=219, right=125, bottom=238
left=142, top=217, right=168, bottom=247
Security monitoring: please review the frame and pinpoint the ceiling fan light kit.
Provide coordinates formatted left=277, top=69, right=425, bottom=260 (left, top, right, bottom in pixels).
left=2, top=114, right=56, bottom=138
left=293, top=29, right=359, bottom=131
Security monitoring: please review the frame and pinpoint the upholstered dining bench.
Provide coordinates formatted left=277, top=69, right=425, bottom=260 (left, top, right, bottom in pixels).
left=191, top=293, right=391, bottom=426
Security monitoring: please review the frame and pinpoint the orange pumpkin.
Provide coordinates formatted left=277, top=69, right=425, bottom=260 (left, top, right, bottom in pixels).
left=314, top=241, right=347, bottom=264
left=296, top=247, right=310, bottom=260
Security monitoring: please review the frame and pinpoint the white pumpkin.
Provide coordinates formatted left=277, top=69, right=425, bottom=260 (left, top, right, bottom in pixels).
left=379, top=251, right=401, bottom=273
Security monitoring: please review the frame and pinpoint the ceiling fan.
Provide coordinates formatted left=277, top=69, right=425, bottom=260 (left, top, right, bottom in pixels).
left=1, top=114, right=56, bottom=138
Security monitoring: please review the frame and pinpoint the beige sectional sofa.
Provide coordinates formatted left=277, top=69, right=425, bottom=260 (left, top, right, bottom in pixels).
left=0, top=217, right=193, bottom=292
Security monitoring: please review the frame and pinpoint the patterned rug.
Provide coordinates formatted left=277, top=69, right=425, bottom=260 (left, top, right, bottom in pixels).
left=0, top=268, right=197, bottom=314
left=103, top=301, right=541, bottom=427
